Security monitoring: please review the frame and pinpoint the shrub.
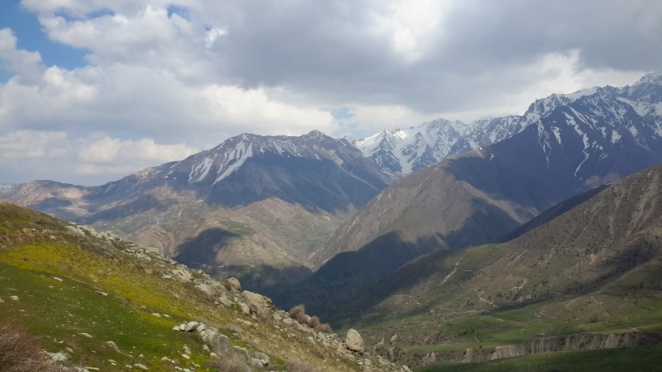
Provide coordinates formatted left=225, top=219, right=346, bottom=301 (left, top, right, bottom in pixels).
left=288, top=304, right=305, bottom=319
left=315, top=323, right=333, bottom=334
left=308, top=315, right=320, bottom=329
left=0, top=322, right=66, bottom=372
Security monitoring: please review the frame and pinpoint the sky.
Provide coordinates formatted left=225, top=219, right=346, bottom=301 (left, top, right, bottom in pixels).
left=0, top=0, right=660, bottom=186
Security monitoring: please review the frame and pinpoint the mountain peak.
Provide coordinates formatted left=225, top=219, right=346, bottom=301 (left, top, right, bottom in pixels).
left=304, top=130, right=328, bottom=139
left=635, top=72, right=662, bottom=86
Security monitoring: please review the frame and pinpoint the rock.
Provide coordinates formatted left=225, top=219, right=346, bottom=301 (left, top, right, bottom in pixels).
left=65, top=225, right=85, bottom=236
left=238, top=301, right=250, bottom=315
left=172, top=325, right=181, bottom=331
left=232, top=346, right=250, bottom=363
left=183, top=344, right=191, bottom=355
left=172, top=269, right=192, bottom=282
left=241, top=291, right=274, bottom=317
left=223, top=277, right=242, bottom=293
left=49, top=351, right=69, bottom=362
left=184, top=321, right=200, bottom=332
left=134, top=363, right=149, bottom=370
left=196, top=282, right=216, bottom=296
left=252, top=352, right=270, bottom=366
left=105, top=341, right=121, bottom=353
left=218, top=294, right=233, bottom=308
left=282, top=318, right=293, bottom=325
left=78, top=333, right=93, bottom=338
left=9, top=295, right=19, bottom=301
left=345, top=329, right=364, bottom=353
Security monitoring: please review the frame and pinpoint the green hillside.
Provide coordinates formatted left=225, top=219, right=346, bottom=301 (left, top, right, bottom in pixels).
left=0, top=201, right=401, bottom=371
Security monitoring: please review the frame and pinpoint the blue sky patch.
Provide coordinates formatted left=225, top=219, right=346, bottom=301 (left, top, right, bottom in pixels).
left=0, top=0, right=89, bottom=70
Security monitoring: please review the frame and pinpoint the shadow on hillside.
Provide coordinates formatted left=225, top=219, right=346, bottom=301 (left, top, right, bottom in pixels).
left=210, top=264, right=313, bottom=294
left=175, top=228, right=240, bottom=269
left=82, top=195, right=175, bottom=224
left=272, top=231, right=446, bottom=312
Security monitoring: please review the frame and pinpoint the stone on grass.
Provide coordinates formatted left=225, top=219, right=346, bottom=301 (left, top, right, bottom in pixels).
left=218, top=294, right=233, bottom=308
left=50, top=352, right=69, bottom=362
left=105, top=341, right=120, bottom=353
left=184, top=321, right=200, bottom=332
left=251, top=351, right=270, bottom=366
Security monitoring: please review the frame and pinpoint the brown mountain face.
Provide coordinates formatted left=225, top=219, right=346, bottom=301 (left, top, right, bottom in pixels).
left=333, top=164, right=662, bottom=319
left=321, top=165, right=662, bottom=368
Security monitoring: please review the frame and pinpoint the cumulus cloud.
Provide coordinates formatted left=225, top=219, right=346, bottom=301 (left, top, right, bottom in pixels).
left=0, top=0, right=660, bottom=184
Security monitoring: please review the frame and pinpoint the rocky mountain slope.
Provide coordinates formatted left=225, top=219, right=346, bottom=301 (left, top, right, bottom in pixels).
left=0, top=201, right=407, bottom=371
left=307, top=74, right=662, bottom=278
left=330, top=164, right=662, bottom=368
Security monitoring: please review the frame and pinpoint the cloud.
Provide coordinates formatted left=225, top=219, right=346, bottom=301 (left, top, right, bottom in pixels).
left=0, top=130, right=198, bottom=185
left=0, top=0, right=660, bottom=184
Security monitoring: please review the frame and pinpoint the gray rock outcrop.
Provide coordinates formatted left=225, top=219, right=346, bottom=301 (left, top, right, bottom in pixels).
left=345, top=328, right=364, bottom=353
left=241, top=290, right=274, bottom=317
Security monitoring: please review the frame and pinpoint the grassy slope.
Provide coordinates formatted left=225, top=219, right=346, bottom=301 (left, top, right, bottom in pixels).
left=0, top=202, right=362, bottom=371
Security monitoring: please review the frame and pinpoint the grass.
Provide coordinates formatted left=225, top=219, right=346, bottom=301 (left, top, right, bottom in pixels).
left=417, top=345, right=662, bottom=372
left=0, top=202, right=371, bottom=372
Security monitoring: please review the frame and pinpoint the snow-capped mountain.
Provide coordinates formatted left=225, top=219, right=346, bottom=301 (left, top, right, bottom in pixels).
left=345, top=83, right=619, bottom=180
left=313, top=73, right=662, bottom=268
left=81, top=130, right=390, bottom=212
left=346, top=115, right=528, bottom=180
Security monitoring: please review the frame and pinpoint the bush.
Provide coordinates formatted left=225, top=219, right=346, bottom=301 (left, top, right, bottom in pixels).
left=315, top=323, right=333, bottom=334
left=0, top=322, right=66, bottom=372
left=308, top=315, right=320, bottom=329
left=288, top=304, right=305, bottom=319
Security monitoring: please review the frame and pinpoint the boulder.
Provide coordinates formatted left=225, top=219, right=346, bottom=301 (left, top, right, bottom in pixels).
left=238, top=302, right=250, bottom=315
left=345, top=329, right=364, bottom=353
left=252, top=352, right=270, bottom=366
left=218, top=294, right=233, bottom=308
left=223, top=277, right=242, bottom=293
left=241, top=291, right=274, bottom=317
left=184, top=321, right=200, bottom=332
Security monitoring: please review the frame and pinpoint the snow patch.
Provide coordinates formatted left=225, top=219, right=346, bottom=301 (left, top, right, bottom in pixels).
left=188, top=157, right=214, bottom=183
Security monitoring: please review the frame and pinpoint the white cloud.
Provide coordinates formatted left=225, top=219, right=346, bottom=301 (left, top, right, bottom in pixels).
left=370, top=0, right=451, bottom=62
left=0, top=0, right=660, bottom=185
left=0, top=130, right=198, bottom=185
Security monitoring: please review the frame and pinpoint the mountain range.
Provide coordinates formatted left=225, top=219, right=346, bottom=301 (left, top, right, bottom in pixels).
left=3, top=74, right=662, bottom=296
left=2, top=74, right=662, bottom=370
left=270, top=73, right=662, bottom=309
